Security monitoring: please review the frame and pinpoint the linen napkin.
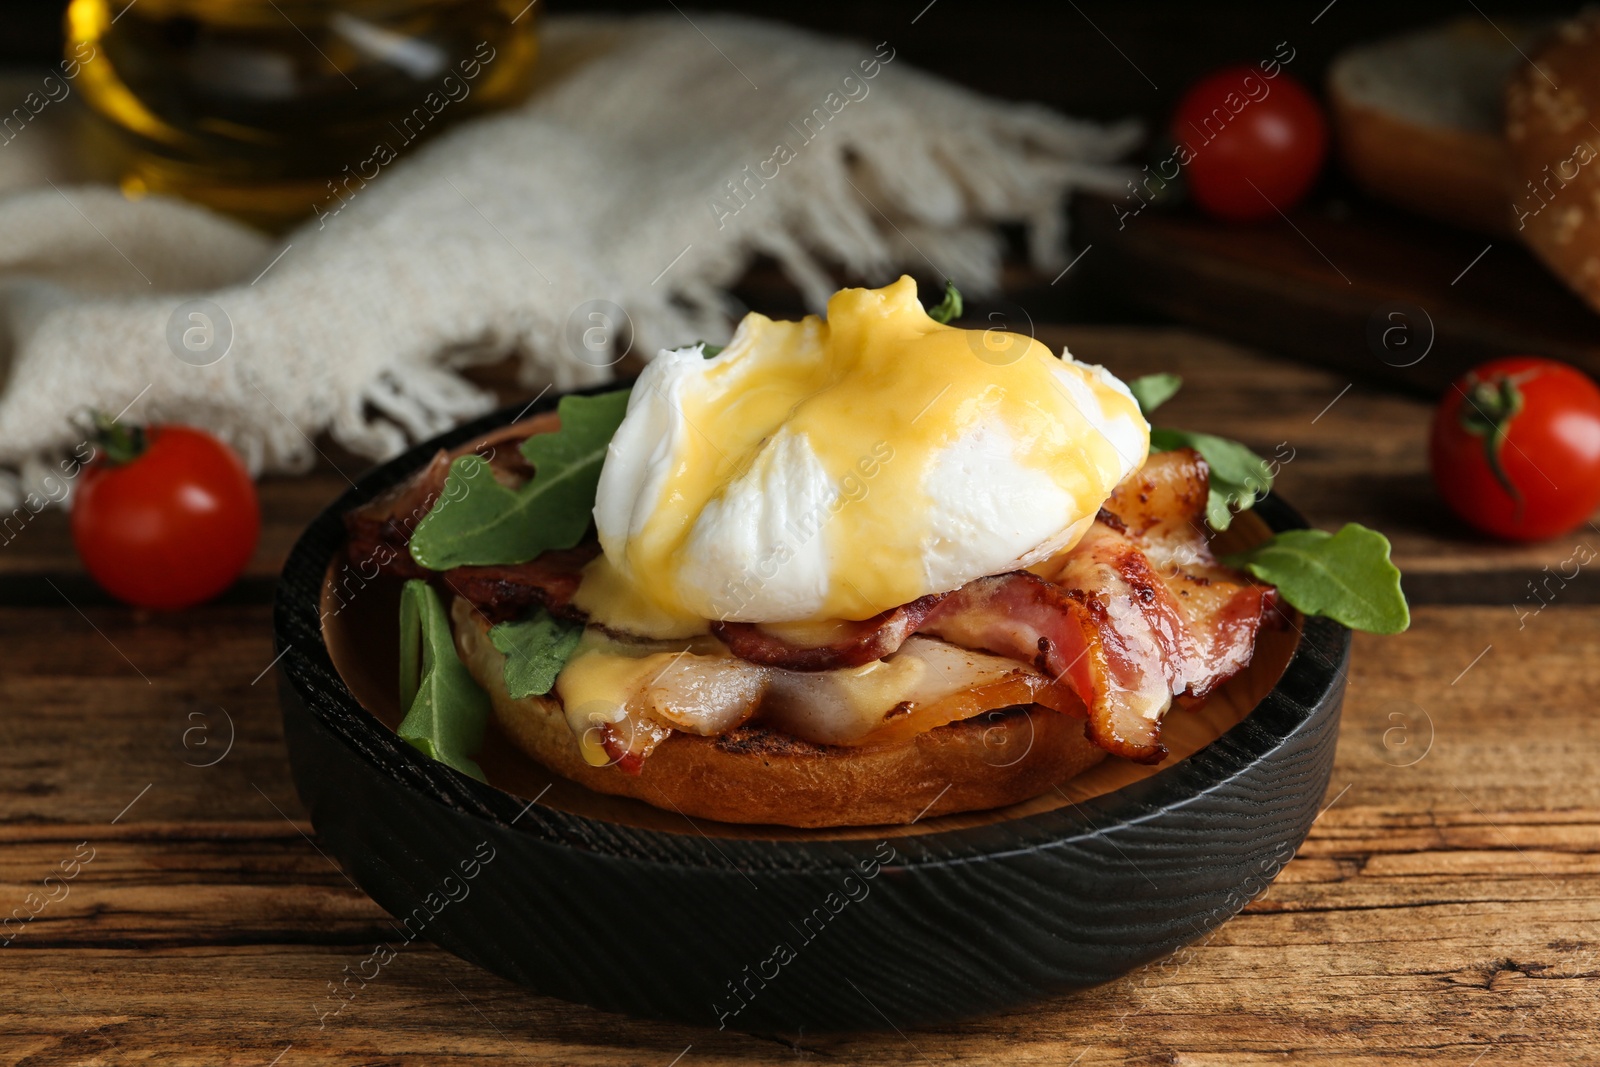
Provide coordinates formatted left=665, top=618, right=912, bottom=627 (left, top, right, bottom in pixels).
left=0, top=14, right=1136, bottom=509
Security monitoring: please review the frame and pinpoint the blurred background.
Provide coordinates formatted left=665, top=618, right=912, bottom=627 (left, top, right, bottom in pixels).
left=5, top=0, right=1586, bottom=395
left=2, top=0, right=1598, bottom=537
left=0, top=0, right=1570, bottom=122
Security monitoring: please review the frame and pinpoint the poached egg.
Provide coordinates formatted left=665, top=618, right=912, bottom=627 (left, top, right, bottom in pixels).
left=580, top=276, right=1149, bottom=636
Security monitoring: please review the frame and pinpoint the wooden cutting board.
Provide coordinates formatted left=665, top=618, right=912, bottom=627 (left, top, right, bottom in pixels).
left=1076, top=192, right=1600, bottom=396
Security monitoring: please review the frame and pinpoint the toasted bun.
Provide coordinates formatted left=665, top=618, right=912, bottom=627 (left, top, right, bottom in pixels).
left=452, top=600, right=1106, bottom=828
left=1507, top=13, right=1600, bottom=313
left=1329, top=18, right=1536, bottom=234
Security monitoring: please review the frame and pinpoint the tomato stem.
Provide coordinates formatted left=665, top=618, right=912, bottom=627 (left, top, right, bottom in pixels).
left=1457, top=375, right=1525, bottom=513
left=91, top=410, right=147, bottom=467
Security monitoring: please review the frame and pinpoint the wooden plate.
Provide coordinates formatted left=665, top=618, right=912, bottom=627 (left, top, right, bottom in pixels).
left=273, top=390, right=1350, bottom=1033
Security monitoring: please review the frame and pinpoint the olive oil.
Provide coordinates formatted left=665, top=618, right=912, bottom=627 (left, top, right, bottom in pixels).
left=66, top=0, right=538, bottom=227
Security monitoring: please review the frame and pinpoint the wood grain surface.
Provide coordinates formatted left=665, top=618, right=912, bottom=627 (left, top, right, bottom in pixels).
left=1077, top=193, right=1600, bottom=401
left=3, top=326, right=1597, bottom=1064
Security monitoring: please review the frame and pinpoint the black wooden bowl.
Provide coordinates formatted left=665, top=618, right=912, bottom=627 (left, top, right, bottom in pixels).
left=273, top=391, right=1350, bottom=1034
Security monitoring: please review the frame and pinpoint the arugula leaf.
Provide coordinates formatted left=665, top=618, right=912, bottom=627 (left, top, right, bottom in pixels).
left=488, top=609, right=584, bottom=698
left=692, top=341, right=725, bottom=358
left=926, top=279, right=963, bottom=324
left=1150, top=427, right=1274, bottom=531
left=1225, top=523, right=1410, bottom=634
left=1128, top=373, right=1183, bottom=418
left=397, top=580, right=492, bottom=780
left=408, top=389, right=631, bottom=570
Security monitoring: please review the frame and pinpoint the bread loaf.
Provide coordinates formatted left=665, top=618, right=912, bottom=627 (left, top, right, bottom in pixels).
left=1329, top=18, right=1536, bottom=235
left=1507, top=11, right=1600, bottom=313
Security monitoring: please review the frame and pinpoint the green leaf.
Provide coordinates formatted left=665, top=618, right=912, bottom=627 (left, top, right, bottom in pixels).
left=1224, top=523, right=1410, bottom=635
left=488, top=609, right=584, bottom=698
left=1127, top=373, right=1182, bottom=418
left=925, top=279, right=963, bottom=324
left=397, top=580, right=492, bottom=780
left=692, top=340, right=725, bottom=358
left=1150, top=427, right=1274, bottom=531
left=408, top=389, right=632, bottom=570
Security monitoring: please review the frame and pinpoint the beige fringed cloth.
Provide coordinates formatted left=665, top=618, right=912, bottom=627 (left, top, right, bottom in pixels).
left=0, top=14, right=1136, bottom=509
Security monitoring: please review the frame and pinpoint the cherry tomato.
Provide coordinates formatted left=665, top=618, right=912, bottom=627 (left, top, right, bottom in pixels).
left=72, top=423, right=260, bottom=609
left=1430, top=357, right=1600, bottom=542
left=1171, top=66, right=1328, bottom=222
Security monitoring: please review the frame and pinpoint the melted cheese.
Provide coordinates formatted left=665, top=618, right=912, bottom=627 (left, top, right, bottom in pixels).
left=554, top=639, right=671, bottom=765
left=550, top=629, right=1080, bottom=754
left=553, top=632, right=726, bottom=764
left=570, top=554, right=710, bottom=639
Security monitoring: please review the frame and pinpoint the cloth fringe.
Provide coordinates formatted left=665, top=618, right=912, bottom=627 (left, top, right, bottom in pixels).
left=0, top=14, right=1137, bottom=511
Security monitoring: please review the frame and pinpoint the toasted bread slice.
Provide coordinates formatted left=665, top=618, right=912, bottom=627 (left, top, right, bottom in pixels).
left=452, top=597, right=1106, bottom=828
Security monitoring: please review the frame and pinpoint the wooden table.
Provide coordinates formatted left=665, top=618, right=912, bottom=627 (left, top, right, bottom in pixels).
left=3, top=325, right=1597, bottom=1065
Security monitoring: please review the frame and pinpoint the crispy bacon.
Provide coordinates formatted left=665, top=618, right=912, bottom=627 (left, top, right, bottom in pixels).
left=712, top=593, right=948, bottom=670
left=918, top=567, right=1169, bottom=760
left=1092, top=444, right=1279, bottom=696
left=344, top=450, right=452, bottom=581
left=343, top=417, right=549, bottom=578
left=920, top=528, right=1264, bottom=763
left=598, top=717, right=673, bottom=776
left=1016, top=448, right=1272, bottom=760
left=437, top=544, right=599, bottom=624
left=344, top=417, right=593, bottom=622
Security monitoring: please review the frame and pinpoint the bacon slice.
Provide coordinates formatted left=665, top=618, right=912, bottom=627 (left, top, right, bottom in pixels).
left=343, top=419, right=548, bottom=584
left=344, top=418, right=596, bottom=623
left=344, top=450, right=452, bottom=581
left=438, top=544, right=599, bottom=624
left=712, top=593, right=948, bottom=670
left=1091, top=448, right=1280, bottom=699
left=915, top=568, right=1156, bottom=760
left=598, top=718, right=673, bottom=775
left=1019, top=448, right=1272, bottom=760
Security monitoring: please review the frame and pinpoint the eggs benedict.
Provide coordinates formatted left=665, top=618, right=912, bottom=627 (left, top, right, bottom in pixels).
left=346, top=277, right=1356, bottom=827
